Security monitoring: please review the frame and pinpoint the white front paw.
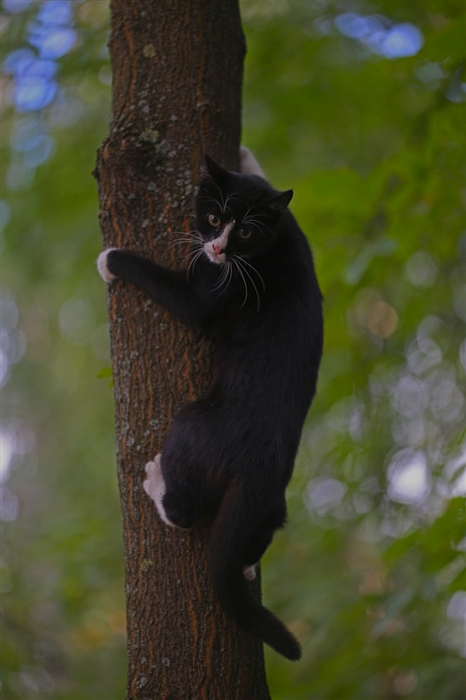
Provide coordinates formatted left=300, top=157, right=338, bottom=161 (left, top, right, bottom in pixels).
left=97, top=248, right=119, bottom=283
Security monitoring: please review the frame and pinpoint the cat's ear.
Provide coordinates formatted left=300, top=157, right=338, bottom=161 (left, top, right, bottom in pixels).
left=265, top=189, right=293, bottom=214
left=201, top=155, right=231, bottom=186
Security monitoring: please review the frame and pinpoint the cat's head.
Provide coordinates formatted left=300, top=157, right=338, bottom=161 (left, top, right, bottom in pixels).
left=195, top=155, right=293, bottom=265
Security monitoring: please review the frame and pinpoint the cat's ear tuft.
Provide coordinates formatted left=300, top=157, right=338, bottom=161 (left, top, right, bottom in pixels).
left=266, top=189, right=293, bottom=214
left=202, top=154, right=231, bottom=186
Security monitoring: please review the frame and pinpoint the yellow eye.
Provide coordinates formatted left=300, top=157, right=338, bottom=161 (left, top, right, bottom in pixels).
left=208, top=214, right=221, bottom=227
left=238, top=228, right=252, bottom=239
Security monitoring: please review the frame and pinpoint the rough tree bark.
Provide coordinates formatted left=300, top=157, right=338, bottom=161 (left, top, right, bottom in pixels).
left=95, top=1, right=271, bottom=698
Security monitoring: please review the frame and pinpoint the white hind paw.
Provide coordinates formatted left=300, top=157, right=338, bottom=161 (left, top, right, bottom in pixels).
left=97, top=248, right=119, bottom=283
left=243, top=563, right=257, bottom=581
left=143, top=454, right=174, bottom=528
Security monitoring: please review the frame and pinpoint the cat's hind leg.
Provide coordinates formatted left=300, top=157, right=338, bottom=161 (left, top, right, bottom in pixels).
left=144, top=454, right=197, bottom=530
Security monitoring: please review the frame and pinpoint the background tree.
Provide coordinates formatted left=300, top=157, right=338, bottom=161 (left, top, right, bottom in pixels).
left=2, top=1, right=465, bottom=698
left=94, top=0, right=270, bottom=697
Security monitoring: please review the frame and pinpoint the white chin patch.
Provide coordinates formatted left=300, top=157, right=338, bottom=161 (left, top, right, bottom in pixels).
left=204, top=246, right=226, bottom=264
left=203, top=221, right=234, bottom=264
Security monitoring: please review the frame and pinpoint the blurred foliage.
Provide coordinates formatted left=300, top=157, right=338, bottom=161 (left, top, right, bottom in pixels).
left=1, top=1, right=465, bottom=698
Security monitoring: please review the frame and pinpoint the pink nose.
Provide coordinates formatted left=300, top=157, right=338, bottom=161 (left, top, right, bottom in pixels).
left=213, top=244, right=223, bottom=255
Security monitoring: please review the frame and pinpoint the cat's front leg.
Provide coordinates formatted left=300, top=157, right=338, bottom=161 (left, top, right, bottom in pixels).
left=98, top=248, right=186, bottom=295
left=97, top=248, right=205, bottom=327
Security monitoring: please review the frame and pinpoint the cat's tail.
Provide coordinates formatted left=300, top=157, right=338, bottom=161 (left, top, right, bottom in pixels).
left=206, top=478, right=302, bottom=661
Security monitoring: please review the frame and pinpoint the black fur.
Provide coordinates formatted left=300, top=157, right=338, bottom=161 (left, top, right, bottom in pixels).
left=100, top=155, right=323, bottom=660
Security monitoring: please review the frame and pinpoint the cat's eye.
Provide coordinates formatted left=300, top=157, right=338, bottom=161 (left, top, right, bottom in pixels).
left=208, top=214, right=221, bottom=227
left=237, top=228, right=252, bottom=240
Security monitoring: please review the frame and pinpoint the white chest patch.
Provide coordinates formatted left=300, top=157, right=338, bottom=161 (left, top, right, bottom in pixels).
left=204, top=221, right=235, bottom=264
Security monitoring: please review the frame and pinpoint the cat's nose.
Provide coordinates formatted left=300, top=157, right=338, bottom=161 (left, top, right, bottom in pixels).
left=213, top=244, right=224, bottom=255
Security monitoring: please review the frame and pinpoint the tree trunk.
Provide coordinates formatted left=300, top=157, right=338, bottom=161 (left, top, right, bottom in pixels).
left=95, top=1, right=271, bottom=698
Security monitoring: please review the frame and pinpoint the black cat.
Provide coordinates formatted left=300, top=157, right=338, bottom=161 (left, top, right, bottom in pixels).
left=98, top=147, right=323, bottom=660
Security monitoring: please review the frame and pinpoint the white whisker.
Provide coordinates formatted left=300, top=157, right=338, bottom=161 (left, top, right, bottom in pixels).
left=243, top=217, right=273, bottom=237
left=166, top=229, right=204, bottom=253
left=200, top=196, right=223, bottom=209
left=233, top=255, right=265, bottom=292
left=232, top=258, right=249, bottom=309
left=180, top=244, right=203, bottom=268
left=211, top=262, right=232, bottom=293
left=212, top=183, right=227, bottom=213
left=233, top=256, right=261, bottom=312
left=186, top=249, right=205, bottom=279
left=166, top=237, right=196, bottom=252
left=223, top=192, right=242, bottom=212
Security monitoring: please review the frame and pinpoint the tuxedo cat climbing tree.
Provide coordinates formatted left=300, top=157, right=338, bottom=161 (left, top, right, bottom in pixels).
left=95, top=0, right=271, bottom=697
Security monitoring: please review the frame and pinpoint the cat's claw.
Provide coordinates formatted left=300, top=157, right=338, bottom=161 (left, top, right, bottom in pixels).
left=97, top=248, right=119, bottom=283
